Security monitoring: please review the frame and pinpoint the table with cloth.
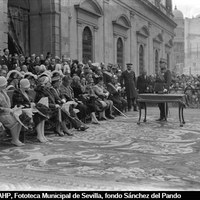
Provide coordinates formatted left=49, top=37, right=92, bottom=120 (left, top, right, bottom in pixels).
left=136, top=94, right=187, bottom=127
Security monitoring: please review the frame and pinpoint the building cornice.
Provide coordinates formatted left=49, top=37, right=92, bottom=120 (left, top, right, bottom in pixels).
left=112, top=0, right=176, bottom=36
left=74, top=4, right=102, bottom=18
left=137, top=0, right=176, bottom=28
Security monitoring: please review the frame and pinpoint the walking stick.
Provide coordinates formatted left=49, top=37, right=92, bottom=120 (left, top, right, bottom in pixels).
left=113, top=105, right=128, bottom=118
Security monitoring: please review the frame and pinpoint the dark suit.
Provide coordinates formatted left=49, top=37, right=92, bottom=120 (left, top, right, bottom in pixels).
left=59, top=84, right=87, bottom=121
left=137, top=75, right=149, bottom=94
left=0, top=55, right=12, bottom=70
left=120, top=70, right=138, bottom=110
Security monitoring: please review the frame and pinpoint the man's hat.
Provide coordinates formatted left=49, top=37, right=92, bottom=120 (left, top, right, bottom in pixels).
left=126, top=63, right=133, bottom=66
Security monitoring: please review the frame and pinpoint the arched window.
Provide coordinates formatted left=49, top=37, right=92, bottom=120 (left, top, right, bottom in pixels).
left=82, top=27, right=93, bottom=64
left=139, top=45, right=144, bottom=75
left=155, top=50, right=159, bottom=74
left=117, top=38, right=124, bottom=68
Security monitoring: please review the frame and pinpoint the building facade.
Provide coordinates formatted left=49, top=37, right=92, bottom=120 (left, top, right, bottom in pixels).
left=0, top=0, right=176, bottom=75
left=185, top=15, right=200, bottom=75
left=173, top=6, right=184, bottom=75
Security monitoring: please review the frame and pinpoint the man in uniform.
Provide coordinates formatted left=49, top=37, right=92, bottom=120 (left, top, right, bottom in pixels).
left=120, top=63, right=138, bottom=111
left=156, top=59, right=172, bottom=121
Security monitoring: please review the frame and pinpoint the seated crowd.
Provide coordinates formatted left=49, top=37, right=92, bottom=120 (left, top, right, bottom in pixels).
left=0, top=50, right=129, bottom=146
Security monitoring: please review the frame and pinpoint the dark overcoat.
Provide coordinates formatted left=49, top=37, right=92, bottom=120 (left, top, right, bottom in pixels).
left=137, top=75, right=149, bottom=94
left=120, top=70, right=138, bottom=98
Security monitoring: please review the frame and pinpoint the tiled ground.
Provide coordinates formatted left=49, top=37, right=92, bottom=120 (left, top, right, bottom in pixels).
left=1, top=107, right=200, bottom=191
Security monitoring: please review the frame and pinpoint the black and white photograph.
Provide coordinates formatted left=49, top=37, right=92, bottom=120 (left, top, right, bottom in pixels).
left=0, top=0, right=200, bottom=195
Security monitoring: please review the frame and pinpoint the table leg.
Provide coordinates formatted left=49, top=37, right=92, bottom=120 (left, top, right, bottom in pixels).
left=164, top=103, right=168, bottom=121
left=143, top=103, right=147, bottom=122
left=181, top=106, right=185, bottom=124
left=179, top=104, right=183, bottom=127
left=137, top=102, right=142, bottom=125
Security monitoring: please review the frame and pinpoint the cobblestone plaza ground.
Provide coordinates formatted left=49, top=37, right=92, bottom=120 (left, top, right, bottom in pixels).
left=0, top=107, right=200, bottom=191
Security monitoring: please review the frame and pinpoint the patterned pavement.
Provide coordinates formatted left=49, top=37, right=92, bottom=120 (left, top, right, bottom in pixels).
left=1, top=106, right=200, bottom=191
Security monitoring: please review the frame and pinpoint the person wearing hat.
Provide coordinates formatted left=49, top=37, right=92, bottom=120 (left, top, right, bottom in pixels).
left=35, top=75, right=74, bottom=136
left=120, top=63, right=138, bottom=111
left=59, top=75, right=89, bottom=131
left=93, top=76, right=115, bottom=120
left=50, top=75, right=73, bottom=136
left=24, top=72, right=37, bottom=89
left=12, top=78, right=50, bottom=143
left=6, top=70, right=24, bottom=90
left=102, top=63, right=113, bottom=88
left=0, top=76, right=23, bottom=146
left=71, top=75, right=100, bottom=125
left=155, top=59, right=172, bottom=121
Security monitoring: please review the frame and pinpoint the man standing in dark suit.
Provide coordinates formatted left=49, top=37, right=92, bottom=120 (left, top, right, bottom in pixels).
left=137, top=69, right=149, bottom=94
left=156, top=59, right=172, bottom=121
left=120, top=63, right=138, bottom=111
left=0, top=48, right=12, bottom=71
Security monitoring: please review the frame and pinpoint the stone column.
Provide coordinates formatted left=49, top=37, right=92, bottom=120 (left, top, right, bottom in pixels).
left=148, top=22, right=153, bottom=75
left=113, top=33, right=118, bottom=65
left=76, top=19, right=83, bottom=62
left=124, top=36, right=128, bottom=68
left=93, top=26, right=99, bottom=62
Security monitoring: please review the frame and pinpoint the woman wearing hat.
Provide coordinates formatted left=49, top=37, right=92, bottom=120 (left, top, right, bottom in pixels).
left=0, top=76, right=23, bottom=146
left=24, top=72, right=37, bottom=89
left=12, top=78, right=50, bottom=143
left=6, top=70, right=24, bottom=90
left=35, top=74, right=72, bottom=136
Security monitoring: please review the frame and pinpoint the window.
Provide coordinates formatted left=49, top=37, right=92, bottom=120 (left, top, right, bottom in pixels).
left=82, top=27, right=93, bottom=64
left=117, top=38, right=124, bottom=68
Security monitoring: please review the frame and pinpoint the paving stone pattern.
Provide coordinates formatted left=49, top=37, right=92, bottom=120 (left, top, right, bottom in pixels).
left=1, top=107, right=200, bottom=191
